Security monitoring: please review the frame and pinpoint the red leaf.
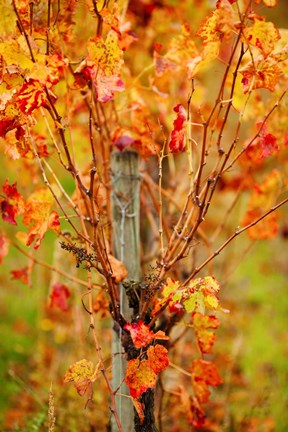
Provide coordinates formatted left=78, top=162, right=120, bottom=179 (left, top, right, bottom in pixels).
left=0, top=118, right=22, bottom=138
left=0, top=180, right=25, bottom=225
left=11, top=267, right=29, bottom=285
left=169, top=104, right=186, bottom=153
left=256, top=122, right=279, bottom=159
left=124, top=321, right=155, bottom=348
left=49, top=282, right=70, bottom=311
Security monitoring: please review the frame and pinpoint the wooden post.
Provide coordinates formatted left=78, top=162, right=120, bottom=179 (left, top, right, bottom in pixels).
left=111, top=150, right=140, bottom=432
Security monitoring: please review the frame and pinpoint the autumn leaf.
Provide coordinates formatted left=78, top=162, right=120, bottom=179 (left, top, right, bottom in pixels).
left=132, top=398, right=144, bottom=424
left=169, top=104, right=187, bottom=153
left=64, top=359, right=98, bottom=396
left=197, top=0, right=235, bottom=45
left=17, top=79, right=50, bottom=115
left=192, top=312, right=220, bottom=354
left=241, top=170, right=282, bottom=239
left=124, top=321, right=155, bottom=348
left=257, top=123, right=279, bottom=158
left=0, top=180, right=25, bottom=225
left=28, top=53, right=67, bottom=88
left=22, top=189, right=60, bottom=249
left=243, top=122, right=279, bottom=162
left=242, top=209, right=278, bottom=239
left=93, top=291, right=109, bottom=318
left=125, top=359, right=156, bottom=399
left=49, top=283, right=70, bottom=312
left=76, top=29, right=125, bottom=103
left=0, top=39, right=34, bottom=71
left=147, top=344, right=169, bottom=374
left=240, top=58, right=282, bottom=93
left=162, top=278, right=180, bottom=298
left=124, top=321, right=169, bottom=349
left=191, top=359, right=222, bottom=403
left=108, top=253, right=128, bottom=283
left=184, top=276, right=221, bottom=312
left=11, top=267, right=29, bottom=285
left=243, top=19, right=280, bottom=58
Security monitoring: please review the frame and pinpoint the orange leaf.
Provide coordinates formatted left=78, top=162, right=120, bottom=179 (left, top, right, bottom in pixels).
left=192, top=312, right=220, bottom=354
left=240, top=58, right=281, bottom=93
left=241, top=169, right=282, bottom=239
left=242, top=209, right=278, bottom=239
left=191, top=359, right=222, bottom=403
left=108, top=254, right=128, bottom=283
left=22, top=189, right=60, bottom=249
left=125, top=359, right=156, bottom=399
left=132, top=398, right=144, bottom=424
left=167, top=24, right=198, bottom=62
left=147, top=344, right=169, bottom=375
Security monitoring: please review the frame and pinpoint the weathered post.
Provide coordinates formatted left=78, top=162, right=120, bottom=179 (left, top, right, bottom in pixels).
left=111, top=150, right=140, bottom=431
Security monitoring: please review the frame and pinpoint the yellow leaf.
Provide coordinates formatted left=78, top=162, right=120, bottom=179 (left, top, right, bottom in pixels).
left=0, top=40, right=34, bottom=70
left=243, top=19, right=280, bottom=58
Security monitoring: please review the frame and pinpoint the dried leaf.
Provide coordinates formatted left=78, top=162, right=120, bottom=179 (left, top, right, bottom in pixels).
left=132, top=398, right=144, bottom=424
left=108, top=254, right=128, bottom=283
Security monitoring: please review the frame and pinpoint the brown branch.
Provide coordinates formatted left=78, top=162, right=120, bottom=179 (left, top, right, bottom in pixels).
left=183, top=195, right=288, bottom=286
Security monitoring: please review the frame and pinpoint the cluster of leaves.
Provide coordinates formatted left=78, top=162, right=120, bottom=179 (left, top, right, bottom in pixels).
left=0, top=180, right=60, bottom=249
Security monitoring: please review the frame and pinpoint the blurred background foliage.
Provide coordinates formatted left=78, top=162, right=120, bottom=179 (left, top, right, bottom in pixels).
left=0, top=0, right=288, bottom=431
